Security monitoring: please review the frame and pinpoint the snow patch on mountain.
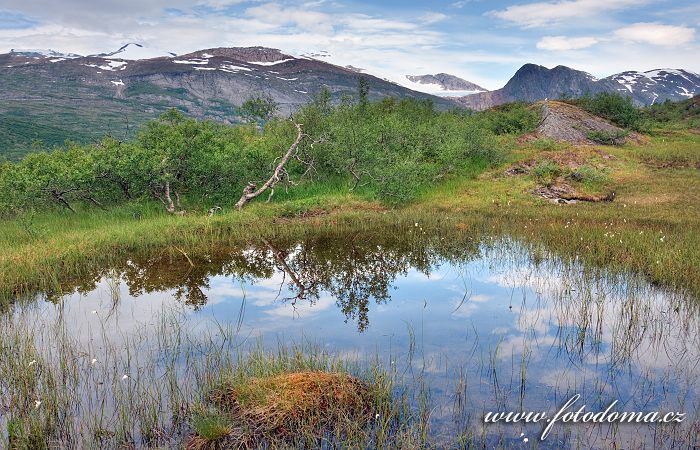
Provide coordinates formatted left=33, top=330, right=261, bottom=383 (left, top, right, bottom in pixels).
left=220, top=64, right=252, bottom=72
left=174, top=59, right=209, bottom=65
left=93, top=43, right=176, bottom=60
left=12, top=49, right=81, bottom=59
left=83, top=60, right=128, bottom=71
left=248, top=59, right=295, bottom=66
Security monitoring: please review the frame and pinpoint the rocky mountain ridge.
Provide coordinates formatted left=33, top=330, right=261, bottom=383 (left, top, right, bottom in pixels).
left=405, top=73, right=486, bottom=92
left=455, top=64, right=700, bottom=110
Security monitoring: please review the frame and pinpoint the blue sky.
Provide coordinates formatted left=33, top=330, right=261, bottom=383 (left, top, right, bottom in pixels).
left=0, top=0, right=698, bottom=89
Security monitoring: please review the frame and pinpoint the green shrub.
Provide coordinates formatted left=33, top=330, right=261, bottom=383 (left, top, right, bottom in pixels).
left=586, top=129, right=628, bottom=145
left=530, top=137, right=565, bottom=151
left=479, top=102, right=541, bottom=135
left=567, top=165, right=611, bottom=185
left=0, top=97, right=507, bottom=213
left=578, top=93, right=644, bottom=131
left=642, top=96, right=700, bottom=129
left=531, top=160, right=562, bottom=186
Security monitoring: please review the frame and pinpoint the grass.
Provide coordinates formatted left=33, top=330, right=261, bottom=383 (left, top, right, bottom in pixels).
left=1, top=231, right=698, bottom=448
left=1, top=130, right=700, bottom=302
left=197, top=370, right=377, bottom=448
left=0, top=306, right=427, bottom=449
left=414, top=130, right=700, bottom=295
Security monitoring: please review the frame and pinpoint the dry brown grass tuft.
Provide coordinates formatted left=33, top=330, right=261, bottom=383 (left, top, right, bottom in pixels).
left=189, top=371, right=375, bottom=448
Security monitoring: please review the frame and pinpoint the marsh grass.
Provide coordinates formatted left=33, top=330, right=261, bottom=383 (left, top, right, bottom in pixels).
left=2, top=129, right=700, bottom=302
left=196, top=371, right=377, bottom=448
left=0, top=235, right=699, bottom=448
left=0, top=304, right=431, bottom=449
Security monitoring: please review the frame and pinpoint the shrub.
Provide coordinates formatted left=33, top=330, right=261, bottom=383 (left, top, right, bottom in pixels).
left=530, top=138, right=565, bottom=151
left=567, top=165, right=611, bottom=185
left=479, top=102, right=541, bottom=135
left=578, top=93, right=644, bottom=131
left=240, top=94, right=278, bottom=123
left=531, top=160, right=562, bottom=186
left=0, top=98, right=507, bottom=213
left=586, top=129, right=628, bottom=145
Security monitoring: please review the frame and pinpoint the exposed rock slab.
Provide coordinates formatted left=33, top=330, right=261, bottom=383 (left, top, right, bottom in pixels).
left=532, top=101, right=644, bottom=145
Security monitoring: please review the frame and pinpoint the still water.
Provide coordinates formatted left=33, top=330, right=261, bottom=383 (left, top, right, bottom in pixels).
left=8, top=229, right=700, bottom=448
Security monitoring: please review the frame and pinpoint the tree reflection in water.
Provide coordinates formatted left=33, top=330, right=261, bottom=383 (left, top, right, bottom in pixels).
left=38, top=227, right=484, bottom=331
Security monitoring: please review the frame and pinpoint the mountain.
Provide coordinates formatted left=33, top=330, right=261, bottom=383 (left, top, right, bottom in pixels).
left=10, top=48, right=81, bottom=59
left=0, top=45, right=458, bottom=160
left=455, top=64, right=617, bottom=110
left=406, top=73, right=486, bottom=93
left=455, top=64, right=700, bottom=110
left=604, top=69, right=700, bottom=105
left=89, top=43, right=177, bottom=60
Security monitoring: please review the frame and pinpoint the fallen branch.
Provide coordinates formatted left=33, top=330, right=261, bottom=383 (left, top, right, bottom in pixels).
left=235, top=123, right=304, bottom=209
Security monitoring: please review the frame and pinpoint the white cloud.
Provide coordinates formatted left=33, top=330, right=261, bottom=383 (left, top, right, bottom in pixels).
left=614, top=22, right=696, bottom=46
left=197, top=0, right=247, bottom=10
left=245, top=3, right=334, bottom=33
left=421, top=12, right=449, bottom=25
left=537, top=35, right=598, bottom=51
left=489, top=0, right=641, bottom=28
left=451, top=0, right=479, bottom=8
left=2, top=1, right=700, bottom=91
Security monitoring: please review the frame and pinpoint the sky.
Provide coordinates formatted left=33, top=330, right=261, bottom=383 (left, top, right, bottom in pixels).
left=0, top=0, right=698, bottom=89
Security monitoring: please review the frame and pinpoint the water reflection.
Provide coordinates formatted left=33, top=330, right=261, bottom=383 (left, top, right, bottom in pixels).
left=42, top=229, right=483, bottom=331
left=14, top=229, right=700, bottom=448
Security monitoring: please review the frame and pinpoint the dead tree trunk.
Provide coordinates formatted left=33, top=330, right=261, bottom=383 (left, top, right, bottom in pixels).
left=48, top=189, right=76, bottom=213
left=162, top=181, right=185, bottom=215
left=235, top=123, right=304, bottom=209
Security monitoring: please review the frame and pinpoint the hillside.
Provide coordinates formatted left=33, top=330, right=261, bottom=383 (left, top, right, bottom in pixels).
left=0, top=46, right=457, bottom=160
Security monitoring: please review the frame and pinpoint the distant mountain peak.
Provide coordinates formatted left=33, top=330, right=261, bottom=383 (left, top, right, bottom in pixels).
left=405, top=73, right=486, bottom=93
left=10, top=48, right=81, bottom=59
left=457, top=63, right=700, bottom=110
left=177, top=46, right=294, bottom=64
left=605, top=68, right=699, bottom=103
left=90, top=43, right=177, bottom=60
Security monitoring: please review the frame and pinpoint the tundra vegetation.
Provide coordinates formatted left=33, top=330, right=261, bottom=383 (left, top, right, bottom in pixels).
left=0, top=87, right=699, bottom=448
left=1, top=91, right=698, bottom=296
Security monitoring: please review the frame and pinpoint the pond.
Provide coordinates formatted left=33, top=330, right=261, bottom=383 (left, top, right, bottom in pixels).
left=2, top=227, right=699, bottom=448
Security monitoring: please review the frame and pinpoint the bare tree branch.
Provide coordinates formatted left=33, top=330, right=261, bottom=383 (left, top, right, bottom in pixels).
left=235, top=123, right=304, bottom=209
